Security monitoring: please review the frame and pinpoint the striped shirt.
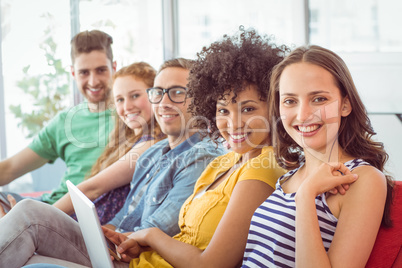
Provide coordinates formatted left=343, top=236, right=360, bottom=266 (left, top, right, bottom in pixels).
left=242, top=159, right=370, bottom=268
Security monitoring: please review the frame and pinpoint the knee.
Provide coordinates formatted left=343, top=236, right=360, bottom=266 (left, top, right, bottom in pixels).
left=13, top=199, right=49, bottom=218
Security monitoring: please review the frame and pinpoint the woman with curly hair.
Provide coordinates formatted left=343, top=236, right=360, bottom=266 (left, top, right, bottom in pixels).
left=102, top=28, right=289, bottom=268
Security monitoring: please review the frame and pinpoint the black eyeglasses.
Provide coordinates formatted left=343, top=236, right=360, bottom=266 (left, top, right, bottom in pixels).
left=146, top=86, right=188, bottom=104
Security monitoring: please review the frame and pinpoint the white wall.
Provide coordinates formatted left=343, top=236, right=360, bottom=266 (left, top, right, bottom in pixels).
left=369, top=114, right=402, bottom=181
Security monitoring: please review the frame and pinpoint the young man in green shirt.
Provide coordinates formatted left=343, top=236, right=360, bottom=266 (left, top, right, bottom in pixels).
left=0, top=30, right=116, bottom=208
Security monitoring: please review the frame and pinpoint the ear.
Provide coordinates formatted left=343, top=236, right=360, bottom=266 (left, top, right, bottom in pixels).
left=70, top=65, right=75, bottom=78
left=112, top=61, right=117, bottom=72
left=341, top=97, right=352, bottom=117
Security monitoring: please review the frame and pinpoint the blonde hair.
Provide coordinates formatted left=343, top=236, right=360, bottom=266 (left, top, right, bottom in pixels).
left=87, top=62, right=164, bottom=178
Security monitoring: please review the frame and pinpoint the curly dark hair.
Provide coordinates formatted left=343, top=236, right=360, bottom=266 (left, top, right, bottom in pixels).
left=188, top=28, right=290, bottom=143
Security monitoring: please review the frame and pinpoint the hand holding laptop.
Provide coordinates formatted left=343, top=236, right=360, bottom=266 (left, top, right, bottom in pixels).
left=104, top=233, right=122, bottom=262
left=102, top=227, right=143, bottom=262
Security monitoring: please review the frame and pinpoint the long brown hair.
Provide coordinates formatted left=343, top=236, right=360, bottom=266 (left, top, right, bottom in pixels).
left=87, top=62, right=164, bottom=178
left=269, top=45, right=394, bottom=227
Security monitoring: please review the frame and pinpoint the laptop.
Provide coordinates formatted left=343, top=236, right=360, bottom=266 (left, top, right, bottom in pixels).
left=67, top=180, right=121, bottom=268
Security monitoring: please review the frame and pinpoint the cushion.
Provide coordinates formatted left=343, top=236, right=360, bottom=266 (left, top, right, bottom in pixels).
left=366, top=181, right=402, bottom=267
left=25, top=255, right=89, bottom=268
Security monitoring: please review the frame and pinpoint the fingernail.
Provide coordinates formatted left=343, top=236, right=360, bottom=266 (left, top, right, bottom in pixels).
left=353, top=174, right=358, bottom=179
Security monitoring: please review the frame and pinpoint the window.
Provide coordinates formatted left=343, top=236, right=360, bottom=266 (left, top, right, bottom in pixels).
left=77, top=0, right=163, bottom=70
left=1, top=0, right=71, bottom=193
left=309, top=0, right=402, bottom=114
left=0, top=0, right=400, bottom=195
left=310, top=0, right=402, bottom=52
left=0, top=0, right=164, bottom=193
left=177, top=0, right=305, bottom=59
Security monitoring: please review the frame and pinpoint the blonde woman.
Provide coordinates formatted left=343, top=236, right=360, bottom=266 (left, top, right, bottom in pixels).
left=54, top=61, right=164, bottom=224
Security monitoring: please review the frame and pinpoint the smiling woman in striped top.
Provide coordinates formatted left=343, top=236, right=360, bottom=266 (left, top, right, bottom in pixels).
left=242, top=45, right=394, bottom=268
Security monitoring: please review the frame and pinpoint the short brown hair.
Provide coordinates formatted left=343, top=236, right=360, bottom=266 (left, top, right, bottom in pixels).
left=158, top=58, right=194, bottom=74
left=70, top=30, right=113, bottom=64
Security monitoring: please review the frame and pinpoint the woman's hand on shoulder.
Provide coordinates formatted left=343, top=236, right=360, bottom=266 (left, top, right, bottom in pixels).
left=297, top=162, right=358, bottom=200
left=328, top=165, right=386, bottom=266
left=340, top=164, right=386, bottom=205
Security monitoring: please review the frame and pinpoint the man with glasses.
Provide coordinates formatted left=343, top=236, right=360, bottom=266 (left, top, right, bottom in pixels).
left=105, top=58, right=225, bottom=236
left=147, top=86, right=187, bottom=104
left=0, top=58, right=225, bottom=267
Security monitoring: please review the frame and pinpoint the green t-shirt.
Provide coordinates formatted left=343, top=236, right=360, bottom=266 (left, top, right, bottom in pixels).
left=28, top=102, right=114, bottom=204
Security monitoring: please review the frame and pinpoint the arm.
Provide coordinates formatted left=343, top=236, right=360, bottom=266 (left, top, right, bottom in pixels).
left=0, top=147, right=48, bottom=186
left=131, top=152, right=217, bottom=235
left=124, top=180, right=274, bottom=268
left=53, top=140, right=154, bottom=215
left=295, top=163, right=386, bottom=268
